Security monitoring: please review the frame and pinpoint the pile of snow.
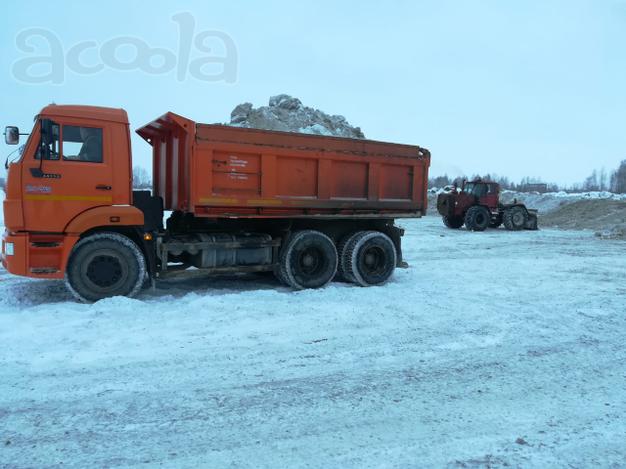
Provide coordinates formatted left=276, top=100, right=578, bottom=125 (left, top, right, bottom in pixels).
left=500, top=190, right=626, bottom=214
left=229, top=94, right=365, bottom=139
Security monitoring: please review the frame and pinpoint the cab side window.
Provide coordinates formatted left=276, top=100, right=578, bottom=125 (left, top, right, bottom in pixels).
left=62, top=125, right=103, bottom=163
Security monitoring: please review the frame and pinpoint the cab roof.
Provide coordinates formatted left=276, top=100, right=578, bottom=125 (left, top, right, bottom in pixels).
left=39, top=104, right=129, bottom=124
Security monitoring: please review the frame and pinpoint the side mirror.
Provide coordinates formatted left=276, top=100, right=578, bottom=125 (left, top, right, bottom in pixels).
left=4, top=126, right=19, bottom=145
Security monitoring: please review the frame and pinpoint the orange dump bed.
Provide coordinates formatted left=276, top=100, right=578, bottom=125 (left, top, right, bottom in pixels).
left=137, top=112, right=430, bottom=218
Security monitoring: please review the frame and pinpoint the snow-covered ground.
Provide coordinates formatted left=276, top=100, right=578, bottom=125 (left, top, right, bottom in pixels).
left=1, top=216, right=625, bottom=468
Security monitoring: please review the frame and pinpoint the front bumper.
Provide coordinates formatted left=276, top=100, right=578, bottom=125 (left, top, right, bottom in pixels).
left=1, top=230, right=28, bottom=276
left=1, top=230, right=78, bottom=279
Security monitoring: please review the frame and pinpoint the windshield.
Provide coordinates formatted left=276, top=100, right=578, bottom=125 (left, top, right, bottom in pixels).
left=462, top=183, right=476, bottom=194
left=463, top=183, right=490, bottom=197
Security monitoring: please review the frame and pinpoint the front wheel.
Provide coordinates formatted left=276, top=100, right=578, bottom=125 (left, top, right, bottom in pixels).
left=503, top=206, right=528, bottom=231
left=65, top=232, right=146, bottom=302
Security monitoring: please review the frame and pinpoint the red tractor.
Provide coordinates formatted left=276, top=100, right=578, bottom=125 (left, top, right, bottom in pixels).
left=436, top=180, right=538, bottom=231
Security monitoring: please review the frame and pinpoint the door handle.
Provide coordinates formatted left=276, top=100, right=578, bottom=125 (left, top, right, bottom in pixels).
left=96, top=185, right=112, bottom=190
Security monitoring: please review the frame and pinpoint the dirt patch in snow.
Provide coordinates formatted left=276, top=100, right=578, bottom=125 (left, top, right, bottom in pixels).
left=540, top=199, right=626, bottom=238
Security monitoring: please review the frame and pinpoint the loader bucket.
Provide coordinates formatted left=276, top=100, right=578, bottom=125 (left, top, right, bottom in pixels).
left=525, top=211, right=538, bottom=230
left=437, top=193, right=455, bottom=217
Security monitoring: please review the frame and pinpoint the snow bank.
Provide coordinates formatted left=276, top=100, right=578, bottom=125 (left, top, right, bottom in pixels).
left=429, top=188, right=625, bottom=215
left=500, top=190, right=626, bottom=213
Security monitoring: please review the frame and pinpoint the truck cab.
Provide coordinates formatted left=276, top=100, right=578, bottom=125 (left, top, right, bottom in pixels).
left=2, top=105, right=144, bottom=280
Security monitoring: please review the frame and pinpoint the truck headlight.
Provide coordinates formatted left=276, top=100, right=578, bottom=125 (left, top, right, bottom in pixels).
left=3, top=242, right=14, bottom=256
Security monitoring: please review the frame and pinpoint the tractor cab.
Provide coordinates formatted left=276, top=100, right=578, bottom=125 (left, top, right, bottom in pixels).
left=461, top=180, right=499, bottom=209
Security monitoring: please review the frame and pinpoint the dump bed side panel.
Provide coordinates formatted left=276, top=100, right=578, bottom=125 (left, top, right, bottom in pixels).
left=190, top=130, right=429, bottom=218
left=137, top=115, right=430, bottom=217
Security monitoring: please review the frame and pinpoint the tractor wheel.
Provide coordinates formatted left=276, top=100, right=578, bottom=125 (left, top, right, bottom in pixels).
left=442, top=215, right=464, bottom=229
left=344, top=231, right=397, bottom=286
left=65, top=232, right=146, bottom=302
left=278, top=230, right=337, bottom=290
left=503, top=206, right=528, bottom=231
left=464, top=206, right=490, bottom=232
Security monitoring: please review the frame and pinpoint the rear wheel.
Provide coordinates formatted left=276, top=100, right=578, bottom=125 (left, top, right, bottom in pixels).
left=279, top=230, right=337, bottom=289
left=65, top=232, right=146, bottom=302
left=344, top=231, right=397, bottom=286
left=503, top=206, right=528, bottom=230
left=442, top=215, right=464, bottom=229
left=336, top=231, right=361, bottom=282
left=464, top=206, right=490, bottom=231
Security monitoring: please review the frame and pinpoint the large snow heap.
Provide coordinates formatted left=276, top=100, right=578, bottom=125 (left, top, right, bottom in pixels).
left=229, top=94, right=365, bottom=139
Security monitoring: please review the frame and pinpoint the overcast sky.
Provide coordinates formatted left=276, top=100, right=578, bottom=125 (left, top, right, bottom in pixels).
left=2, top=0, right=625, bottom=185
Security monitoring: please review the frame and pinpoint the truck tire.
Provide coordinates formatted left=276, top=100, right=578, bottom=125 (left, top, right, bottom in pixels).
left=65, top=232, right=146, bottom=302
left=503, top=206, right=528, bottom=231
left=274, top=263, right=289, bottom=286
left=464, top=206, right=490, bottom=231
left=274, top=234, right=291, bottom=286
left=442, top=215, right=464, bottom=229
left=279, top=230, right=337, bottom=290
left=336, top=232, right=361, bottom=282
left=344, top=231, right=397, bottom=287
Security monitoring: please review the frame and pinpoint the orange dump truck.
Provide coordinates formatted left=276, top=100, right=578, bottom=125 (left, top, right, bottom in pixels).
left=2, top=104, right=430, bottom=301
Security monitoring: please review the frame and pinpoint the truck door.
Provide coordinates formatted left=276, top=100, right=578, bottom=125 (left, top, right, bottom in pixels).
left=21, top=119, right=114, bottom=233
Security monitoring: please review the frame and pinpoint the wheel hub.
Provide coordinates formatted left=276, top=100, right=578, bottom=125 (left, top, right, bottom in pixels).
left=86, top=255, right=123, bottom=287
left=362, top=247, right=384, bottom=274
left=299, top=248, right=322, bottom=275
